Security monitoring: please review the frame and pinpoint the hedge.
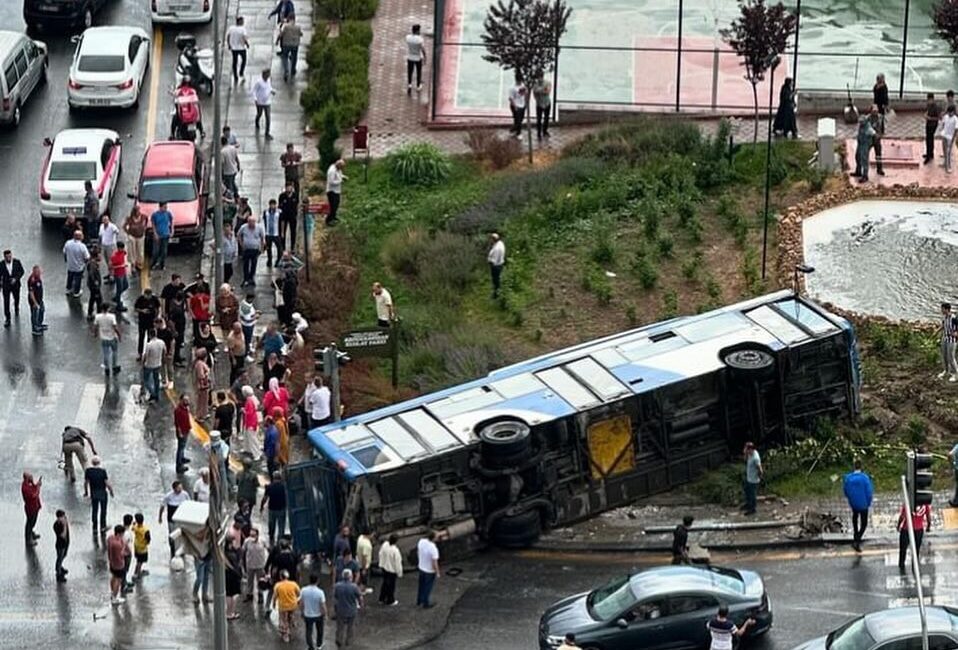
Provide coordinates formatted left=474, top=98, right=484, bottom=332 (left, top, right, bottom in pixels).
left=315, top=0, right=379, bottom=20
left=301, top=20, right=372, bottom=132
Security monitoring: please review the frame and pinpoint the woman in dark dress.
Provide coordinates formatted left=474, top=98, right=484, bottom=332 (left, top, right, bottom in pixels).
left=224, top=542, right=242, bottom=620
left=773, top=77, right=797, bottom=138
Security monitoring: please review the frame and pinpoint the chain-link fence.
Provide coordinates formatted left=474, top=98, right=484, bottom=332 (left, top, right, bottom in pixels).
left=431, top=0, right=957, bottom=121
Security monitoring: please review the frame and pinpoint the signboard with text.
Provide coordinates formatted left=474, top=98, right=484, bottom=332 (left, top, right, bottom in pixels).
left=340, top=325, right=400, bottom=386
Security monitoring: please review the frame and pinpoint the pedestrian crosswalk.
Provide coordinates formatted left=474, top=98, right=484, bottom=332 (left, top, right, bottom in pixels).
left=883, top=550, right=958, bottom=607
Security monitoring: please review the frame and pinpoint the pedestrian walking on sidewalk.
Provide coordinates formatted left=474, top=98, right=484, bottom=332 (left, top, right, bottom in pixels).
left=873, top=73, right=889, bottom=118
left=252, top=69, right=275, bottom=140
left=278, top=182, right=299, bottom=250
left=405, top=24, right=426, bottom=93
left=174, top=394, right=193, bottom=473
left=238, top=216, right=266, bottom=287
left=193, top=549, right=213, bottom=603
left=533, top=75, right=552, bottom=140
left=134, top=286, right=160, bottom=356
left=924, top=93, right=941, bottom=164
left=508, top=77, right=527, bottom=138
left=142, top=330, right=166, bottom=402
left=121, top=513, right=135, bottom=593
left=868, top=105, right=885, bottom=176
left=110, top=242, right=129, bottom=312
left=325, top=159, right=346, bottom=225
left=853, top=114, right=875, bottom=183
left=159, top=480, right=191, bottom=558
left=274, top=570, right=301, bottom=642
left=61, top=426, right=97, bottom=483
left=132, top=512, right=151, bottom=580
left=27, top=265, right=45, bottom=336
left=84, top=455, right=113, bottom=533
left=939, top=302, right=958, bottom=382
left=357, top=530, right=374, bottom=594
left=268, top=0, right=295, bottom=26
left=21, top=472, right=42, bottom=546
left=301, top=573, right=327, bottom=650
left=123, top=206, right=147, bottom=275
left=63, top=230, right=89, bottom=297
left=155, top=316, right=175, bottom=388
left=707, top=605, right=755, bottom=650
left=227, top=16, right=249, bottom=83
left=416, top=530, right=440, bottom=607
left=277, top=16, right=303, bottom=82
left=378, top=534, right=402, bottom=605
left=772, top=77, right=797, bottom=139
left=243, top=526, right=269, bottom=604
left=222, top=223, right=238, bottom=284
left=220, top=136, right=241, bottom=201
left=86, top=248, right=103, bottom=321
left=671, top=515, right=693, bottom=565
left=334, top=568, right=363, bottom=646
left=897, top=503, right=931, bottom=569
left=193, top=348, right=211, bottom=421
left=151, top=202, right=174, bottom=271
left=99, top=214, right=120, bottom=282
left=54, top=509, right=70, bottom=582
left=940, top=104, right=958, bottom=173
left=742, top=442, right=763, bottom=516
left=0, top=249, right=24, bottom=327
left=260, top=471, right=287, bottom=545
left=487, top=233, right=506, bottom=298
left=280, top=144, right=302, bottom=194
left=107, top=524, right=127, bottom=605
left=263, top=199, right=283, bottom=267
left=842, top=459, right=874, bottom=552
left=94, top=303, right=121, bottom=378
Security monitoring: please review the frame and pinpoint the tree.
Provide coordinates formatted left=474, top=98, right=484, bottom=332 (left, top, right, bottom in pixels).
left=721, top=0, right=797, bottom=142
left=481, top=0, right=571, bottom=162
left=933, top=0, right=958, bottom=54
left=318, top=107, right=341, bottom=171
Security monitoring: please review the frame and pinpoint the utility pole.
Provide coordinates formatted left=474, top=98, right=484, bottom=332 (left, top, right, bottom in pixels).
left=209, top=431, right=228, bottom=650
left=900, top=475, right=929, bottom=650
left=211, top=0, right=225, bottom=289
left=328, top=342, right=342, bottom=422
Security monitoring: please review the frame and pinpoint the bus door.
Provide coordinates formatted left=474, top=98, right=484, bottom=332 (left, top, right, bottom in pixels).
left=286, top=459, right=343, bottom=557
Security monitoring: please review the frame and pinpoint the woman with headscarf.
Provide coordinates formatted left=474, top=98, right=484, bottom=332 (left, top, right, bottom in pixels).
left=193, top=348, right=212, bottom=420
left=773, top=77, right=797, bottom=139
left=261, top=352, right=288, bottom=391
left=273, top=407, right=290, bottom=468
left=216, top=283, right=240, bottom=333
left=262, top=377, right=290, bottom=417
left=241, top=385, right=261, bottom=461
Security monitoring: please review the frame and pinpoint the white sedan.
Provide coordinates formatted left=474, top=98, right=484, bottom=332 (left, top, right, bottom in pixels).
left=67, top=26, right=150, bottom=111
left=39, top=129, right=122, bottom=221
left=151, top=0, right=212, bottom=24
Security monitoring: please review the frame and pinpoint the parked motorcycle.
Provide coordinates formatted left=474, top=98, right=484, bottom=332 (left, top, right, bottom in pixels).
left=170, top=82, right=203, bottom=142
left=174, top=33, right=214, bottom=96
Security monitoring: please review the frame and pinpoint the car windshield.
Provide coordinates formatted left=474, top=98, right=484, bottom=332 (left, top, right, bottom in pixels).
left=140, top=178, right=196, bottom=203
left=78, top=55, right=125, bottom=73
left=48, top=161, right=96, bottom=182
left=826, top=617, right=876, bottom=650
left=587, top=576, right=638, bottom=622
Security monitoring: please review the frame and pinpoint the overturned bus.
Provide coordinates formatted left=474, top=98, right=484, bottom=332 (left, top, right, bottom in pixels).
left=286, top=291, right=861, bottom=557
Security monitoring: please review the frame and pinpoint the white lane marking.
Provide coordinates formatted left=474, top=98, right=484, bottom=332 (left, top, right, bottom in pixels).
left=887, top=574, right=932, bottom=589
left=780, top=605, right=864, bottom=618
left=889, top=595, right=958, bottom=608
left=74, top=382, right=105, bottom=432
left=36, top=380, right=64, bottom=414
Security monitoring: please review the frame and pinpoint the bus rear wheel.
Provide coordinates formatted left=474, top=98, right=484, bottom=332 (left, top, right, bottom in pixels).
left=490, top=508, right=542, bottom=548
left=478, top=420, right=532, bottom=468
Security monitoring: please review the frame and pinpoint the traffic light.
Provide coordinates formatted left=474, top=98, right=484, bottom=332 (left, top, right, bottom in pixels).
left=313, top=345, right=352, bottom=375
left=313, top=347, right=327, bottom=373
left=906, top=451, right=934, bottom=507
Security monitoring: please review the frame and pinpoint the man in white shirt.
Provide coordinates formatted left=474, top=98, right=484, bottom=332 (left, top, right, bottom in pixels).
left=325, top=159, right=347, bottom=225
left=416, top=531, right=440, bottom=608
left=158, top=480, right=191, bottom=557
left=372, top=282, right=394, bottom=327
left=307, top=376, right=331, bottom=429
left=508, top=78, right=527, bottom=138
left=193, top=468, right=211, bottom=503
left=226, top=16, right=249, bottom=83
left=94, top=303, right=121, bottom=378
left=405, top=24, right=426, bottom=93
left=141, top=329, right=166, bottom=401
left=487, top=232, right=506, bottom=299
left=98, top=215, right=120, bottom=282
left=377, top=534, right=403, bottom=606
left=251, top=68, right=275, bottom=140
left=220, top=137, right=241, bottom=201
left=941, top=104, right=958, bottom=172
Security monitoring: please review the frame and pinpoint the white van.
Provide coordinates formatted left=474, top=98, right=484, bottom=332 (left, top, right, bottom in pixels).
left=0, top=31, right=47, bottom=128
left=151, top=0, right=212, bottom=24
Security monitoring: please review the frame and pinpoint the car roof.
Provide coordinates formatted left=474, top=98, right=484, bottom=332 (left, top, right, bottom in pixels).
left=79, top=27, right=145, bottom=55
left=0, top=31, right=27, bottom=55
left=866, top=607, right=957, bottom=641
left=628, top=566, right=745, bottom=601
left=142, top=141, right=196, bottom=176
left=52, top=129, right=119, bottom=159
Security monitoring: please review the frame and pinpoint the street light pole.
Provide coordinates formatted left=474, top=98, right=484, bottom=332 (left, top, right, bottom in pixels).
left=761, top=55, right=780, bottom=281
left=209, top=431, right=228, bottom=650
left=211, top=0, right=224, bottom=289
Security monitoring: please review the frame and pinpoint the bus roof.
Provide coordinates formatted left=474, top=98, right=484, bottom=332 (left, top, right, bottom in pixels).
left=307, top=291, right=845, bottom=479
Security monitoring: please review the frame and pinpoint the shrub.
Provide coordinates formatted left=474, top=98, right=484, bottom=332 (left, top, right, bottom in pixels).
left=676, top=199, right=697, bottom=230
left=625, top=304, right=638, bottom=326
left=681, top=256, right=699, bottom=282
left=564, top=118, right=702, bottom=165
left=464, top=130, right=496, bottom=160
left=741, top=247, right=762, bottom=296
left=656, top=234, right=674, bottom=259
left=318, top=108, right=342, bottom=171
left=589, top=216, right=616, bottom=265
left=381, top=228, right=479, bottom=293
left=316, top=0, right=379, bottom=20
left=386, top=143, right=452, bottom=187
left=302, top=21, right=372, bottom=131
left=693, top=119, right=734, bottom=190
left=485, top=136, right=523, bottom=170
left=632, top=253, right=658, bottom=290
left=707, top=277, right=723, bottom=302
left=642, top=204, right=660, bottom=240
left=661, top=289, right=679, bottom=319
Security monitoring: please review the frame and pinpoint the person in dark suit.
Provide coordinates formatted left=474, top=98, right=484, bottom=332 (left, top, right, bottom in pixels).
left=0, top=249, right=25, bottom=327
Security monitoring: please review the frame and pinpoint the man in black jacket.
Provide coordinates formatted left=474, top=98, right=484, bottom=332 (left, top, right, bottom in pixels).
left=278, top=182, right=299, bottom=252
left=0, top=249, right=25, bottom=327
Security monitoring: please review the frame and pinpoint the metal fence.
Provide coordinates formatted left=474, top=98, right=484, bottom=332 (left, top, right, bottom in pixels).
left=431, top=0, right=958, bottom=121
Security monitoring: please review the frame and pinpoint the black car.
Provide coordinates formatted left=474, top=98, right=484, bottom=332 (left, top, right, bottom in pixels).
left=23, top=0, right=109, bottom=33
left=538, top=565, right=772, bottom=650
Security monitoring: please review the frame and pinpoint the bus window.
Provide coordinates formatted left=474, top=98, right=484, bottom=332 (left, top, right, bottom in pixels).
left=747, top=305, right=808, bottom=344
left=368, top=417, right=427, bottom=459
left=488, top=373, right=547, bottom=399
left=674, top=312, right=750, bottom=343
left=565, top=357, right=629, bottom=400
left=398, top=409, right=463, bottom=448
left=351, top=444, right=395, bottom=470
left=774, top=299, right=838, bottom=335
left=537, top=367, right=599, bottom=409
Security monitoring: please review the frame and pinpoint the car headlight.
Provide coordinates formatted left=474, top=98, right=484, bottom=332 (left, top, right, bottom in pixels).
left=545, top=636, right=565, bottom=648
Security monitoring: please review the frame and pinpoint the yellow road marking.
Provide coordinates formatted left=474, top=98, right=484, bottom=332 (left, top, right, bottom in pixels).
left=141, top=26, right=164, bottom=292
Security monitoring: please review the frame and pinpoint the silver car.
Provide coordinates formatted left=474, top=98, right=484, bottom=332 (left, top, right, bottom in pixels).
left=793, top=606, right=958, bottom=650
left=0, top=31, right=48, bottom=127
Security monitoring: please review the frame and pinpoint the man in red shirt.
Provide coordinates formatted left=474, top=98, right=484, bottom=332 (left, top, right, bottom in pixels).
left=110, top=242, right=130, bottom=312
left=186, top=274, right=211, bottom=341
left=174, top=394, right=193, bottom=473
left=107, top=524, right=128, bottom=605
left=897, top=503, right=932, bottom=569
left=21, top=472, right=42, bottom=546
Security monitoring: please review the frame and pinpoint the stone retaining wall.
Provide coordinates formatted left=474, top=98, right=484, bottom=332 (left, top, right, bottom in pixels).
left=776, top=182, right=958, bottom=330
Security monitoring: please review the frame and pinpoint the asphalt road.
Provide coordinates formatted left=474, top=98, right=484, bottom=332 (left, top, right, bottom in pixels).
left=421, top=544, right=958, bottom=650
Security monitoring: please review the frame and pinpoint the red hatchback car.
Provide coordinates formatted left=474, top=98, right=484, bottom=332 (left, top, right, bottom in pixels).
left=131, top=140, right=208, bottom=247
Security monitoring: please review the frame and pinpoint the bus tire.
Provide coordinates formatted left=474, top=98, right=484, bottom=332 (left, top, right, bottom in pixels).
left=722, top=347, right=774, bottom=377
left=490, top=508, right=542, bottom=548
left=478, top=420, right=532, bottom=467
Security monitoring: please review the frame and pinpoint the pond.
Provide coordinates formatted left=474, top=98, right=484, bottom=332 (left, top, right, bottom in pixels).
left=802, top=200, right=958, bottom=322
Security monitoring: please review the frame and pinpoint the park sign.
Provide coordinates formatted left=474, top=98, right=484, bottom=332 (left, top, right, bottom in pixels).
left=340, top=325, right=400, bottom=386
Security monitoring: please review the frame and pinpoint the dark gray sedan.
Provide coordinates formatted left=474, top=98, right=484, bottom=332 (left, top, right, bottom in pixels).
left=793, top=607, right=958, bottom=650
left=538, top=565, right=772, bottom=650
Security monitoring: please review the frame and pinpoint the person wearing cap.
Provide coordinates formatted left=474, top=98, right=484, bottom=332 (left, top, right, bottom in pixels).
left=61, top=425, right=97, bottom=482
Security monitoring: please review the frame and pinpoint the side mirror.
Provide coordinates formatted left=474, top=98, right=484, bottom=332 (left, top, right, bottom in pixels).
left=616, top=619, right=628, bottom=629
left=42, top=137, right=52, bottom=147
left=70, top=35, right=80, bottom=44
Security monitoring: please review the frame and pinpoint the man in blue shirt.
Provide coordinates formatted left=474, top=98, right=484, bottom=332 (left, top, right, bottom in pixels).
left=151, top=202, right=174, bottom=271
left=843, top=459, right=874, bottom=552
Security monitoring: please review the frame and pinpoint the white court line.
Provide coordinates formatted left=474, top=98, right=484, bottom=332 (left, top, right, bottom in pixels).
left=74, top=382, right=105, bottom=432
